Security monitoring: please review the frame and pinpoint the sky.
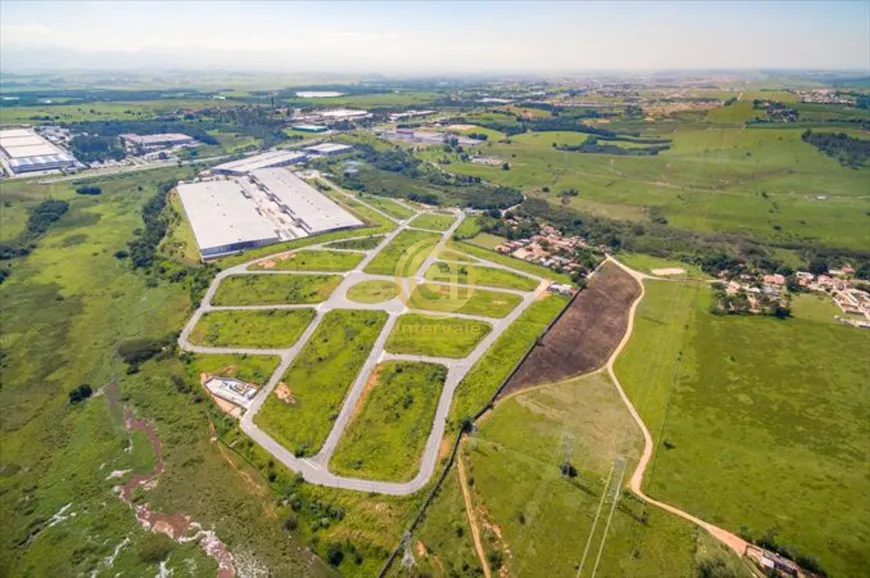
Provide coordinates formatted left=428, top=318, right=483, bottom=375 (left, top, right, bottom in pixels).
left=1, top=1, right=868, bottom=73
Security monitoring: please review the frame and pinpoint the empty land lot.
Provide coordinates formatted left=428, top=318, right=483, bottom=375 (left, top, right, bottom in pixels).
left=330, top=361, right=448, bottom=481
left=211, top=274, right=343, bottom=306
left=346, top=280, right=400, bottom=304
left=385, top=314, right=492, bottom=358
left=501, top=262, right=640, bottom=396
left=409, top=212, right=456, bottom=232
left=364, top=230, right=441, bottom=276
left=248, top=250, right=364, bottom=272
left=254, top=309, right=387, bottom=457
left=424, top=262, right=539, bottom=292
left=408, top=283, right=522, bottom=318
left=188, top=309, right=315, bottom=348
left=325, top=236, right=385, bottom=250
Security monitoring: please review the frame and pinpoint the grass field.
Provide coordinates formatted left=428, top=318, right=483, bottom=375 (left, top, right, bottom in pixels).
left=188, top=309, right=316, bottom=349
left=449, top=241, right=573, bottom=284
left=181, top=353, right=280, bottom=387
left=618, top=252, right=709, bottom=279
left=211, top=274, right=341, bottom=306
left=364, top=230, right=441, bottom=276
left=346, top=280, right=400, bottom=304
left=466, top=232, right=507, bottom=250
left=409, top=212, right=457, bottom=232
left=424, top=261, right=539, bottom=292
left=359, top=194, right=417, bottom=220
left=790, top=292, right=842, bottom=324
left=248, top=249, right=364, bottom=272
left=254, top=309, right=388, bottom=457
left=447, top=294, right=568, bottom=429
left=330, top=361, right=448, bottom=481
left=324, top=235, right=385, bottom=250
left=615, top=280, right=870, bottom=577
left=160, top=191, right=201, bottom=265
left=454, top=371, right=749, bottom=577
left=385, top=314, right=492, bottom=358
left=408, top=283, right=522, bottom=318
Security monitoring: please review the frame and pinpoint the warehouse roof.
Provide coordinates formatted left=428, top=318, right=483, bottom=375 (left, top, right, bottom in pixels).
left=0, top=128, right=68, bottom=159
left=305, top=143, right=353, bottom=154
left=249, top=168, right=363, bottom=233
left=213, top=150, right=308, bottom=174
left=177, top=180, right=279, bottom=252
left=121, top=133, right=194, bottom=145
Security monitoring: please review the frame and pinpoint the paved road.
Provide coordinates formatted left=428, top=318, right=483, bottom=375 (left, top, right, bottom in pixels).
left=178, top=191, right=554, bottom=495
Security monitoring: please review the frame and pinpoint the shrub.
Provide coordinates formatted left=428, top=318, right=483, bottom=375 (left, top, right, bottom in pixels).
left=68, top=384, right=93, bottom=405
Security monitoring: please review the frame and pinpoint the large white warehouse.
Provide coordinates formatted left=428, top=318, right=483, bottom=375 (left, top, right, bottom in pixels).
left=177, top=168, right=363, bottom=259
left=0, top=127, right=78, bottom=175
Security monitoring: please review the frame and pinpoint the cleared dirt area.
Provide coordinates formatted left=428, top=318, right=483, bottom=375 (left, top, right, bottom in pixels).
left=499, top=262, right=640, bottom=396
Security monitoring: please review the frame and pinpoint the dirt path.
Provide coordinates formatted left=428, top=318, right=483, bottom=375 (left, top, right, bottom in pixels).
left=604, top=258, right=749, bottom=557
left=456, top=447, right=492, bottom=578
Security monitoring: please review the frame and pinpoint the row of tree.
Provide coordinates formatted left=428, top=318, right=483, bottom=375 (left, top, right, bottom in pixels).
left=801, top=129, right=870, bottom=168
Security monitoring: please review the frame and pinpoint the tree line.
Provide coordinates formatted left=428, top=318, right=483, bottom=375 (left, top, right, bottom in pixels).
left=801, top=129, right=870, bottom=168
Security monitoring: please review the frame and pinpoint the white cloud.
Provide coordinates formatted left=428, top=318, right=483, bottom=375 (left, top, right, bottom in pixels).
left=1, top=22, right=53, bottom=44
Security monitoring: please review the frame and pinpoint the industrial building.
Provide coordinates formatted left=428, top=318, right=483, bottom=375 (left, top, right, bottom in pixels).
left=389, top=110, right=436, bottom=121
left=305, top=142, right=354, bottom=157
left=0, top=127, right=79, bottom=175
left=120, top=133, right=197, bottom=150
left=212, top=150, right=308, bottom=175
left=291, top=124, right=329, bottom=133
left=177, top=168, right=362, bottom=258
left=318, top=109, right=370, bottom=120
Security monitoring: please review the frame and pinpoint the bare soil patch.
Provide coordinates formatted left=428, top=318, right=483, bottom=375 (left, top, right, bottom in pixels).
left=274, top=383, right=295, bottom=404
left=500, top=263, right=640, bottom=396
left=651, top=267, right=686, bottom=276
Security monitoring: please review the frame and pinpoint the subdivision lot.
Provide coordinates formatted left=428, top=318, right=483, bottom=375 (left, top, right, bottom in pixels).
left=424, top=261, right=539, bottom=292
left=615, top=280, right=870, bottom=578
left=254, top=309, right=388, bottom=457
left=325, top=235, right=385, bottom=250
left=359, top=195, right=416, bottom=220
left=452, top=371, right=749, bottom=578
left=449, top=240, right=572, bottom=284
left=211, top=273, right=342, bottom=306
left=346, top=280, right=400, bottom=304
left=249, top=250, right=364, bottom=272
left=364, top=230, right=441, bottom=276
left=790, top=292, right=841, bottom=324
left=330, top=361, right=448, bottom=481
left=385, top=314, right=492, bottom=358
left=188, top=309, right=315, bottom=348
left=181, top=353, right=280, bottom=387
left=501, top=262, right=640, bottom=396
left=409, top=212, right=456, bottom=232
left=408, top=283, right=522, bottom=318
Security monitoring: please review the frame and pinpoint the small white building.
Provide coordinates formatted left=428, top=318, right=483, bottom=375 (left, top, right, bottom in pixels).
left=205, top=377, right=258, bottom=409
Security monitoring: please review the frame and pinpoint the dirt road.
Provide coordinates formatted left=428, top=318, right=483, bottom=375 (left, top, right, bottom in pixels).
left=456, top=447, right=492, bottom=578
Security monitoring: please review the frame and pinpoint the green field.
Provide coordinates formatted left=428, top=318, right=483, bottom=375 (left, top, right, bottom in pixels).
left=424, top=261, right=539, bottom=291
left=364, top=230, right=441, bottom=276
left=346, top=280, right=400, bottom=304
left=615, top=281, right=870, bottom=577
left=254, top=309, right=388, bottom=457
left=409, top=212, right=457, bottom=232
left=435, top=247, right=476, bottom=262
left=331, top=361, right=447, bottom=481
left=248, top=249, right=364, bottom=272
left=466, top=232, right=507, bottom=250
left=211, top=274, right=341, bottom=305
left=408, top=283, right=522, bottom=318
left=359, top=194, right=417, bottom=220
left=188, top=309, right=315, bottom=349
left=618, top=252, right=709, bottom=279
left=181, top=353, right=280, bottom=387
left=450, top=371, right=749, bottom=578
left=385, top=314, right=492, bottom=358
left=790, top=292, right=842, bottom=324
left=325, top=235, right=385, bottom=250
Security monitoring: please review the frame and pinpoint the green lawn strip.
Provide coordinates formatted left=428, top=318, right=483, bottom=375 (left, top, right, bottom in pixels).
left=324, top=236, right=385, bottom=250
left=346, top=280, right=400, bottom=304
left=424, top=261, right=539, bottom=292
left=457, top=371, right=750, bottom=577
left=446, top=294, right=568, bottom=428
left=254, top=310, right=388, bottom=457
left=408, top=283, right=522, bottom=318
left=249, top=250, right=364, bottom=272
left=435, top=248, right=477, bottom=263
left=466, top=232, right=507, bottom=250
left=211, top=274, right=342, bottom=306
left=409, top=213, right=456, bottom=232
left=188, top=309, right=316, bottom=348
left=180, top=353, right=280, bottom=386
left=364, top=230, right=442, bottom=276
left=385, top=314, right=492, bottom=358
left=790, top=292, right=841, bottom=324
left=615, top=280, right=870, bottom=578
left=358, top=194, right=416, bottom=220
left=453, top=215, right=483, bottom=240
left=449, top=240, right=573, bottom=284
left=331, top=361, right=447, bottom=481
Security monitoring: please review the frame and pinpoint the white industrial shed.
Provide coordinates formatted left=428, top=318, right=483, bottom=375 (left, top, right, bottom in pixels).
left=305, top=142, right=354, bottom=157
left=0, top=128, right=78, bottom=175
left=212, top=150, right=308, bottom=175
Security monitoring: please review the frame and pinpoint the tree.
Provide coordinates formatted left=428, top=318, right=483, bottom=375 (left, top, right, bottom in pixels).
left=68, top=383, right=93, bottom=404
left=808, top=258, right=829, bottom=276
left=501, top=162, right=510, bottom=170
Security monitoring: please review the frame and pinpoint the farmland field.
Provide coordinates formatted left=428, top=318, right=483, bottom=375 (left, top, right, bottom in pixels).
left=364, top=229, right=441, bottom=276
left=409, top=212, right=456, bottom=232
left=187, top=309, right=315, bottom=348
left=254, top=309, right=388, bottom=457
left=424, top=261, right=539, bottom=292
left=408, top=282, right=522, bottom=318
left=615, top=280, right=870, bottom=578
left=330, top=361, right=447, bottom=481
left=385, top=314, right=492, bottom=358
left=248, top=249, right=364, bottom=272
left=502, top=262, right=640, bottom=396
left=211, top=273, right=342, bottom=305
